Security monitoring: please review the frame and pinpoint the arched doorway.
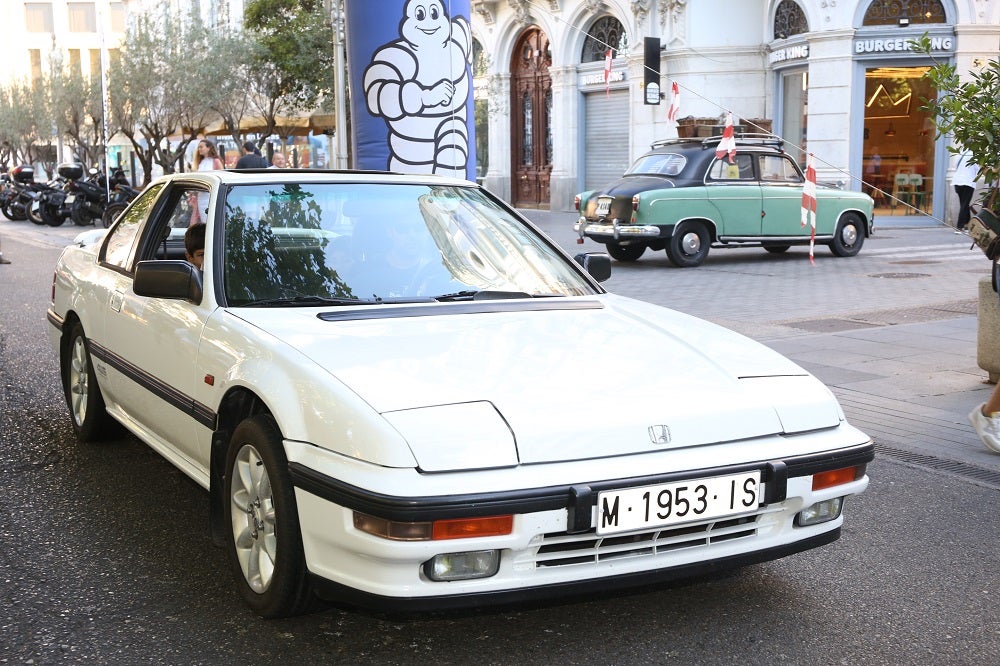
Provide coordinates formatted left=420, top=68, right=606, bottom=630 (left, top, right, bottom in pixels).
left=510, top=27, right=552, bottom=208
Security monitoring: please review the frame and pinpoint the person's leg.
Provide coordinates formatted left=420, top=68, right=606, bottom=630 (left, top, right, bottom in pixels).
left=955, top=185, right=974, bottom=230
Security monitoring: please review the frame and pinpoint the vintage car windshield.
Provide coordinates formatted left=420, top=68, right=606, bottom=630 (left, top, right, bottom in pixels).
left=625, top=153, right=686, bottom=177
left=221, top=183, right=596, bottom=305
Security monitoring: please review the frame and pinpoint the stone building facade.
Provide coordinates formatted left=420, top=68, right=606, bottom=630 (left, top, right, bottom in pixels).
left=470, top=0, right=1000, bottom=221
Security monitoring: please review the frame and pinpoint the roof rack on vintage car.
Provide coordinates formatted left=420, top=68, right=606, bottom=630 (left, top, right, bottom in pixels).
left=650, top=134, right=785, bottom=151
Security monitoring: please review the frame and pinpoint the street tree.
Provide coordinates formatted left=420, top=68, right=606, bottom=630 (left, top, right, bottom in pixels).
left=0, top=79, right=55, bottom=172
left=243, top=0, right=335, bottom=143
left=52, top=64, right=106, bottom=168
left=107, top=7, right=225, bottom=185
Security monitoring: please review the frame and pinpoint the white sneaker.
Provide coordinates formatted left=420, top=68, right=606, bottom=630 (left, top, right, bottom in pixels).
left=968, top=404, right=1000, bottom=453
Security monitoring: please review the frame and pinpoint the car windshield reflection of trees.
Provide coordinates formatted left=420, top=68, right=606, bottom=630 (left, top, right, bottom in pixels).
left=224, top=184, right=354, bottom=305
left=222, top=183, right=594, bottom=307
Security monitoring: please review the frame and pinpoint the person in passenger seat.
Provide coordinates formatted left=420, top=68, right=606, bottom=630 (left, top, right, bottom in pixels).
left=185, top=222, right=206, bottom=270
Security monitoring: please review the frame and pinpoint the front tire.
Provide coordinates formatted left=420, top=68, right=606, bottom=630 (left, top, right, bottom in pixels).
left=69, top=201, right=95, bottom=227
left=830, top=213, right=865, bottom=257
left=61, top=323, right=118, bottom=441
left=27, top=199, right=45, bottom=225
left=665, top=221, right=710, bottom=267
left=224, top=415, right=315, bottom=618
left=605, top=242, right=646, bottom=262
left=41, top=201, right=66, bottom=226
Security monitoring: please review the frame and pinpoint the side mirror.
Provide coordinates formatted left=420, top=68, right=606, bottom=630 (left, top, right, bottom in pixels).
left=134, top=260, right=203, bottom=303
left=574, top=252, right=612, bottom=282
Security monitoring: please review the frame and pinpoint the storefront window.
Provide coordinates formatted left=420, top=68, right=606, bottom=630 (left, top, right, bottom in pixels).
left=862, top=66, right=936, bottom=216
left=863, top=1, right=946, bottom=26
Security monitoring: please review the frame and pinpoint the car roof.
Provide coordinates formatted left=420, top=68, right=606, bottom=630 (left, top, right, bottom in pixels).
left=153, top=169, right=476, bottom=188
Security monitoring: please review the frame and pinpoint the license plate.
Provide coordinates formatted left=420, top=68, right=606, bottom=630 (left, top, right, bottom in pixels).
left=595, top=197, right=613, bottom=217
left=596, top=471, right=761, bottom=535
left=64, top=195, right=75, bottom=204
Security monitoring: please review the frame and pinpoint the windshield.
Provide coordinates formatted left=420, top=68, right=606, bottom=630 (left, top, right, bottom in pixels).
left=626, top=153, right=686, bottom=177
left=221, top=183, right=597, bottom=305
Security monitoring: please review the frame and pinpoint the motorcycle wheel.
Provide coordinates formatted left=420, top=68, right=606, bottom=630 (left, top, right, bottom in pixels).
left=7, top=203, right=28, bottom=221
left=102, top=202, right=127, bottom=228
left=27, top=199, right=45, bottom=225
left=41, top=202, right=66, bottom=227
left=70, top=202, right=95, bottom=227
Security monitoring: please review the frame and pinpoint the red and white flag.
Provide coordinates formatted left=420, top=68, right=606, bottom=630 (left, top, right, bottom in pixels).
left=667, top=81, right=681, bottom=125
left=604, top=48, right=613, bottom=97
left=801, top=153, right=818, bottom=265
left=715, top=112, right=736, bottom=163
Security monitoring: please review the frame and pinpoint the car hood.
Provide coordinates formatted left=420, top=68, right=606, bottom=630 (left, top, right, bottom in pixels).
left=232, top=295, right=842, bottom=467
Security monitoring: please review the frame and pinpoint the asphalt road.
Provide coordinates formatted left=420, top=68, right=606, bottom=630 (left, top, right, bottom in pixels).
left=1, top=215, right=997, bottom=665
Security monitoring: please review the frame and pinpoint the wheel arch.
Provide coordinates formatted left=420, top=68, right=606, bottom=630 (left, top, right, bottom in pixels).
left=209, top=386, right=272, bottom=546
left=838, top=208, right=873, bottom=237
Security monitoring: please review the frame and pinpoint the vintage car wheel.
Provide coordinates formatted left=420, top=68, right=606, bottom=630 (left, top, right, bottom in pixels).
left=62, top=323, right=118, bottom=441
left=830, top=213, right=865, bottom=257
left=605, top=242, right=646, bottom=262
left=763, top=245, right=791, bottom=254
left=666, top=222, right=710, bottom=267
left=225, top=415, right=315, bottom=618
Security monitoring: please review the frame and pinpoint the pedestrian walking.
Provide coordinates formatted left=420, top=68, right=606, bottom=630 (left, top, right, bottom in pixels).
left=953, top=149, right=980, bottom=234
left=235, top=141, right=269, bottom=169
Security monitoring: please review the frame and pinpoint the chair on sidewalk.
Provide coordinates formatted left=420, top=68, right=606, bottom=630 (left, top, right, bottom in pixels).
left=890, top=172, right=912, bottom=212
left=908, top=173, right=926, bottom=212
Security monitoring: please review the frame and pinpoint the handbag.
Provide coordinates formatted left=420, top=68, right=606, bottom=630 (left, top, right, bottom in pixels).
left=968, top=208, right=1000, bottom=259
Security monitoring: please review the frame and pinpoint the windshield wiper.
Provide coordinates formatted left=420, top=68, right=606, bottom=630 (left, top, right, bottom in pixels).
left=241, top=295, right=378, bottom=308
left=434, top=290, right=563, bottom=302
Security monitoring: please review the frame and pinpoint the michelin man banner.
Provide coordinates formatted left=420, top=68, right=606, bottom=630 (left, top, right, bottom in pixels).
left=345, top=0, right=476, bottom=181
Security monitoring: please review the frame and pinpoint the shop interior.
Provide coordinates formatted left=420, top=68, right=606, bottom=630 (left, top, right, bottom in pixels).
left=862, top=66, right=937, bottom=217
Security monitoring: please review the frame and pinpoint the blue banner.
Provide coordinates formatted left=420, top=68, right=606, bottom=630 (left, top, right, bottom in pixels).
left=345, top=0, right=476, bottom=181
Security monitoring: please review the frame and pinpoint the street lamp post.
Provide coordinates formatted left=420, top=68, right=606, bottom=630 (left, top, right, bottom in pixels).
left=331, top=0, right=348, bottom=169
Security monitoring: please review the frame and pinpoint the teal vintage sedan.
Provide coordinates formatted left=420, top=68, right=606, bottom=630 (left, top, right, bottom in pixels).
left=574, top=136, right=875, bottom=267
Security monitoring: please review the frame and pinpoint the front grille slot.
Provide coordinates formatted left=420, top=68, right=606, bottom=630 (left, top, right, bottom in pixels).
left=533, top=514, right=761, bottom=568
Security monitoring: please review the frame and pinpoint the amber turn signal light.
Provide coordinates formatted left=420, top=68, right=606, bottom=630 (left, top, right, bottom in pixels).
left=432, top=515, right=514, bottom=541
left=812, top=466, right=860, bottom=491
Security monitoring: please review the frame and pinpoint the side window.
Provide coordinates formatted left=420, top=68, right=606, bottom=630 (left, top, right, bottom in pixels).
left=759, top=155, right=803, bottom=183
left=136, top=186, right=209, bottom=262
left=707, top=154, right=754, bottom=181
left=102, top=183, right=164, bottom=270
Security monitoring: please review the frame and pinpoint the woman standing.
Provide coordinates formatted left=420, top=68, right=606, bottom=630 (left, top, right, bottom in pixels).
left=953, top=150, right=980, bottom=234
left=190, top=139, right=223, bottom=224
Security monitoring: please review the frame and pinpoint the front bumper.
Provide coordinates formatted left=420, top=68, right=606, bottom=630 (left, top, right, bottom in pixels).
left=575, top=217, right=666, bottom=243
left=287, top=439, right=873, bottom=611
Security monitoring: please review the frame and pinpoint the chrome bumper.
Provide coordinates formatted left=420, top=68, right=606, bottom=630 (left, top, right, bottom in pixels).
left=575, top=217, right=662, bottom=242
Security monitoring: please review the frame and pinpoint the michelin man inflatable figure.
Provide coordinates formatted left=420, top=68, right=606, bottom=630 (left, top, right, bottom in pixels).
left=363, top=0, right=472, bottom=177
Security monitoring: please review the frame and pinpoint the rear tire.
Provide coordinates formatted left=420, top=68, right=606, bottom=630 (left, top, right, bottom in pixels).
left=70, top=202, right=95, bottom=227
left=665, top=222, right=710, bottom=267
left=103, top=202, right=127, bottom=228
left=605, top=242, right=646, bottom=262
left=27, top=199, right=44, bottom=225
left=224, top=415, right=316, bottom=618
left=41, top=201, right=66, bottom=226
left=61, top=322, right=119, bottom=441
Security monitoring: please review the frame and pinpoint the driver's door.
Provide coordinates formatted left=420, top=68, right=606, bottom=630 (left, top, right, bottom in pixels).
left=103, top=183, right=216, bottom=472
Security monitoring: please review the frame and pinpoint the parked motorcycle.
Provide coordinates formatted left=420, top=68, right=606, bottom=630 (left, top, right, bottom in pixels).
left=0, top=172, right=25, bottom=221
left=3, top=165, right=45, bottom=224
left=37, top=171, right=73, bottom=227
left=101, top=179, right=141, bottom=227
left=63, top=164, right=129, bottom=227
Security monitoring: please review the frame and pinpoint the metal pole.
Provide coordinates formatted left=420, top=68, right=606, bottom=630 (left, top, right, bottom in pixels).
left=332, top=0, right=349, bottom=169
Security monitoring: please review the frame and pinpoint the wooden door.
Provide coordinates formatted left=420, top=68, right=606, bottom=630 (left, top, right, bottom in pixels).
left=511, top=27, right=552, bottom=209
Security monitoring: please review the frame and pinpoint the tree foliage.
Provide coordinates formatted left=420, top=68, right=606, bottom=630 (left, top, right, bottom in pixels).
left=914, top=33, right=1000, bottom=210
left=243, top=0, right=335, bottom=138
left=52, top=63, right=106, bottom=167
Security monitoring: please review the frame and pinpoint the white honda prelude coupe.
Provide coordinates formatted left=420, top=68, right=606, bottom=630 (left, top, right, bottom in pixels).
left=48, top=169, right=873, bottom=618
